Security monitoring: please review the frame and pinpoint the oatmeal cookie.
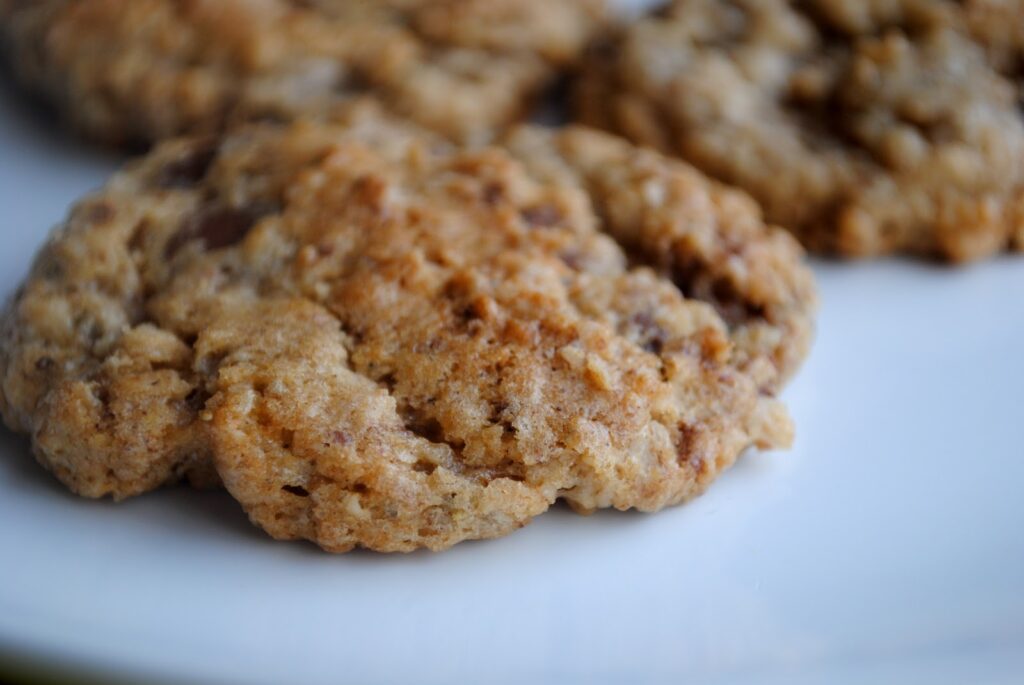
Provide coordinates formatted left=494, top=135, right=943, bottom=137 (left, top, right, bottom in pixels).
left=0, top=0, right=606, bottom=145
left=0, top=108, right=814, bottom=552
left=577, top=0, right=1024, bottom=262
left=963, top=0, right=1024, bottom=76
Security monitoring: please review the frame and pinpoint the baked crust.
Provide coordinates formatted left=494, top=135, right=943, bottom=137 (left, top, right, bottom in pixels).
left=0, top=107, right=815, bottom=551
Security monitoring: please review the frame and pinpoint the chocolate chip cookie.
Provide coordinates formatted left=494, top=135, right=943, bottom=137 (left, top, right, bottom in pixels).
left=0, top=0, right=606, bottom=145
left=577, top=0, right=1024, bottom=262
left=0, top=104, right=815, bottom=552
left=963, top=0, right=1024, bottom=76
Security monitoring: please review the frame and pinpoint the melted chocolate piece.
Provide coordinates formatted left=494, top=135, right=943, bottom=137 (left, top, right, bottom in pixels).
left=165, top=204, right=270, bottom=257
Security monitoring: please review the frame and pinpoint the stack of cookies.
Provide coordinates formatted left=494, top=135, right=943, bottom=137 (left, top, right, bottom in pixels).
left=0, top=0, right=1018, bottom=553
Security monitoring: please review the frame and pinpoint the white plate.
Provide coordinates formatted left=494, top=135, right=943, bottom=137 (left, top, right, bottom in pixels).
left=2, top=35, right=1024, bottom=685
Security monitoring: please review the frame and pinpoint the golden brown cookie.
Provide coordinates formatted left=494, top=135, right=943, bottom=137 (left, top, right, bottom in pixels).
left=0, top=107, right=815, bottom=552
left=962, top=0, right=1024, bottom=75
left=0, top=0, right=606, bottom=145
left=577, top=0, right=1024, bottom=262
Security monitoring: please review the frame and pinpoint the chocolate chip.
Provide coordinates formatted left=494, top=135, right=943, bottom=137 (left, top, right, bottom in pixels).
left=482, top=182, right=504, bottom=206
left=489, top=402, right=508, bottom=423
left=643, top=337, right=664, bottom=355
left=632, top=312, right=667, bottom=356
left=281, top=484, right=310, bottom=497
left=245, top=109, right=293, bottom=125
left=40, top=259, right=63, bottom=280
left=35, top=356, right=55, bottom=371
left=198, top=208, right=260, bottom=250
left=412, top=460, right=437, bottom=475
left=712, top=278, right=766, bottom=325
left=185, top=388, right=209, bottom=413
left=559, top=250, right=584, bottom=270
left=165, top=205, right=265, bottom=257
left=652, top=3, right=676, bottom=19
left=81, top=201, right=115, bottom=224
left=379, top=372, right=397, bottom=392
left=155, top=141, right=218, bottom=189
left=520, top=204, right=562, bottom=228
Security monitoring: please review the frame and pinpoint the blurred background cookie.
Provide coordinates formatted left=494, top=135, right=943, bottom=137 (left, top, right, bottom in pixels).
left=0, top=0, right=607, bottom=145
left=577, top=0, right=1024, bottom=262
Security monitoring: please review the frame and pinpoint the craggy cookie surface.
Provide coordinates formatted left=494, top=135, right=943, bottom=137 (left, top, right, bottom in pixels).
left=0, top=107, right=815, bottom=552
left=0, top=0, right=605, bottom=144
left=578, top=0, right=1024, bottom=262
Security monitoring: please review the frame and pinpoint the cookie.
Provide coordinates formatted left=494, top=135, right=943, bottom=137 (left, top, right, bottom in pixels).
left=0, top=0, right=606, bottom=145
left=577, top=0, right=1024, bottom=262
left=0, top=106, right=815, bottom=552
left=963, top=0, right=1024, bottom=76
